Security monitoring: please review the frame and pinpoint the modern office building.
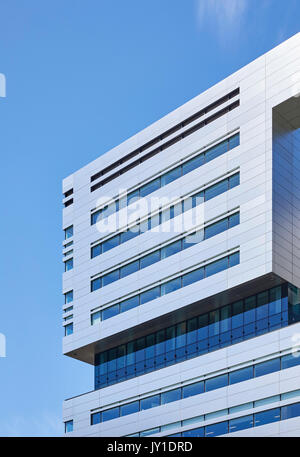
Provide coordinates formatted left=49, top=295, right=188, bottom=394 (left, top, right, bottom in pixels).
left=62, top=33, right=300, bottom=437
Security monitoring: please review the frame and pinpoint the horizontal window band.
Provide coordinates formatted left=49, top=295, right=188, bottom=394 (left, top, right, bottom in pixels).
left=90, top=92, right=240, bottom=189
left=91, top=206, right=239, bottom=276
left=90, top=212, right=240, bottom=292
left=90, top=171, right=240, bottom=258
left=91, top=207, right=239, bottom=277
left=90, top=251, right=240, bottom=324
left=95, top=286, right=300, bottom=416
left=90, top=167, right=239, bottom=248
left=92, top=283, right=300, bottom=392
left=92, top=345, right=297, bottom=415
left=130, top=399, right=300, bottom=437
left=90, top=132, right=240, bottom=224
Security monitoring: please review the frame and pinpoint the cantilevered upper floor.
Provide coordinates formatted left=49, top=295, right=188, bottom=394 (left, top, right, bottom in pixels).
left=62, top=32, right=300, bottom=369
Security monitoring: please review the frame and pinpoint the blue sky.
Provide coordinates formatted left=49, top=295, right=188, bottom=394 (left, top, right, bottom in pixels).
left=0, top=0, right=299, bottom=437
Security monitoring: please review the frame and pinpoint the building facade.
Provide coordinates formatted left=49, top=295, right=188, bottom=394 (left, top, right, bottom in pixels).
left=62, top=33, right=300, bottom=437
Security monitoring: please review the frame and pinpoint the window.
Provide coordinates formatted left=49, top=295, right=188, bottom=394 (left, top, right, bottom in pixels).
left=161, top=240, right=182, bottom=259
left=64, top=258, right=73, bottom=272
left=281, top=390, right=300, bottom=401
left=102, top=201, right=118, bottom=218
left=205, top=179, right=228, bottom=201
left=91, top=211, right=100, bottom=225
left=205, top=218, right=228, bottom=240
left=149, top=213, right=160, bottom=230
left=127, top=189, right=139, bottom=206
left=229, top=133, right=240, bottom=149
left=206, top=409, right=228, bottom=421
left=281, top=402, right=300, bottom=420
left=254, top=395, right=280, bottom=408
left=64, top=225, right=73, bottom=239
left=120, top=260, right=139, bottom=278
left=182, top=416, right=204, bottom=427
left=229, top=173, right=240, bottom=189
left=102, top=407, right=119, bottom=423
left=91, top=278, right=101, bottom=292
left=161, top=166, right=181, bottom=186
left=140, top=428, right=160, bottom=437
left=64, top=420, right=73, bottom=433
left=91, top=311, right=101, bottom=325
left=205, top=421, right=228, bottom=437
left=120, top=401, right=139, bottom=417
left=182, top=381, right=204, bottom=399
left=205, top=140, right=227, bottom=163
left=91, top=244, right=102, bottom=258
left=229, top=366, right=253, bottom=385
left=191, top=191, right=204, bottom=208
left=140, top=395, right=160, bottom=411
left=229, top=252, right=240, bottom=267
left=102, top=235, right=119, bottom=253
left=102, top=304, right=119, bottom=321
left=183, top=230, right=204, bottom=250
left=254, top=358, right=280, bottom=378
left=161, top=277, right=181, bottom=296
left=120, top=227, right=140, bottom=243
left=182, top=427, right=204, bottom=437
left=205, top=374, right=228, bottom=392
left=140, top=286, right=161, bottom=305
left=120, top=296, right=140, bottom=313
left=140, top=178, right=161, bottom=197
left=229, top=415, right=253, bottom=433
left=182, top=268, right=204, bottom=287
left=64, top=306, right=73, bottom=313
left=229, top=403, right=253, bottom=414
left=229, top=212, right=240, bottom=228
left=140, top=250, right=161, bottom=269
left=161, top=422, right=181, bottom=432
left=161, top=388, right=181, bottom=405
left=182, top=155, right=204, bottom=175
left=64, top=323, right=73, bottom=336
left=254, top=408, right=280, bottom=426
left=102, top=270, right=120, bottom=287
left=64, top=290, right=73, bottom=304
left=205, top=257, right=228, bottom=277
left=281, top=352, right=300, bottom=370
left=269, top=286, right=282, bottom=315
left=91, top=413, right=100, bottom=425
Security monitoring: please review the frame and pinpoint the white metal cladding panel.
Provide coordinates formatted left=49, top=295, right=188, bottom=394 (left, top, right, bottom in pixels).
left=63, top=323, right=300, bottom=436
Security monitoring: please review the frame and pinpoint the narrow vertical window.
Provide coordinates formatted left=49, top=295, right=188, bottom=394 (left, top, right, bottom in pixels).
left=64, top=225, right=73, bottom=239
